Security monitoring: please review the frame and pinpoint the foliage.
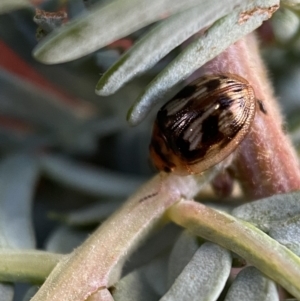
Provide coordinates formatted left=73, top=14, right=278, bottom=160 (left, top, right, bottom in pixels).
left=0, top=0, right=300, bottom=300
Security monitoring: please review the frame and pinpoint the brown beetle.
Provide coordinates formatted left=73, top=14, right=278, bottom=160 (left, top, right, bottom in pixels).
left=149, top=74, right=256, bottom=175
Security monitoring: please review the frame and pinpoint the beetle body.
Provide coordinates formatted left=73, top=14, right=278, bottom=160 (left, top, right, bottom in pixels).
left=149, top=74, right=256, bottom=175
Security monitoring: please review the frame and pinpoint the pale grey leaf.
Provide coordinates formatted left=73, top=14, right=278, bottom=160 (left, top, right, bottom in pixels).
left=22, top=286, right=39, bottom=301
left=167, top=230, right=199, bottom=288
left=113, top=271, right=158, bottom=301
left=113, top=258, right=167, bottom=301
left=45, top=226, right=88, bottom=254
left=0, top=70, right=81, bottom=132
left=0, top=128, right=38, bottom=153
left=0, top=153, right=39, bottom=249
left=33, top=0, right=215, bottom=64
left=83, top=116, right=124, bottom=137
left=0, top=283, right=13, bottom=301
left=143, top=256, right=168, bottom=296
left=269, top=215, right=300, bottom=256
left=124, top=224, right=181, bottom=274
left=232, top=191, right=300, bottom=232
left=54, top=116, right=125, bottom=154
left=96, top=0, right=245, bottom=96
left=56, top=200, right=121, bottom=226
left=160, top=242, right=231, bottom=301
left=271, top=8, right=299, bottom=43
left=128, top=0, right=279, bottom=125
left=39, top=154, right=143, bottom=197
left=224, top=266, right=279, bottom=301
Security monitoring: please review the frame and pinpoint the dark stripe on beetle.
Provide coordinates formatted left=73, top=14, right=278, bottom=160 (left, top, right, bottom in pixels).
left=232, top=88, right=243, bottom=93
left=174, top=85, right=197, bottom=99
left=201, top=115, right=223, bottom=144
left=150, top=139, right=174, bottom=171
left=218, top=97, right=233, bottom=109
left=205, top=79, right=221, bottom=92
left=175, top=115, right=225, bottom=162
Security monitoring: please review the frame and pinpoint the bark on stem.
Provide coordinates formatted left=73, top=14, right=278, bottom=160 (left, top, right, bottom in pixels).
left=201, top=34, right=300, bottom=199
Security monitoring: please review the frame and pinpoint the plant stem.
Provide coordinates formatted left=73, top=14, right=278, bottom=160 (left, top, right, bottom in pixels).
left=0, top=250, right=63, bottom=283
left=167, top=200, right=300, bottom=299
left=201, top=33, right=300, bottom=198
left=30, top=169, right=219, bottom=301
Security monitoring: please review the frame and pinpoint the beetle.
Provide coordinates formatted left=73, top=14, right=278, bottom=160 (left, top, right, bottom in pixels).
left=149, top=74, right=257, bottom=175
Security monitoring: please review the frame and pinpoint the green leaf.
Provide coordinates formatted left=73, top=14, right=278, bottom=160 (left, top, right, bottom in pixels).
left=0, top=70, right=82, bottom=132
left=0, top=154, right=39, bottom=249
left=271, top=8, right=299, bottom=43
left=45, top=226, right=88, bottom=254
left=33, top=0, right=215, bottom=64
left=39, top=154, right=143, bottom=197
left=113, top=257, right=167, bottom=301
left=0, top=0, right=30, bottom=13
left=128, top=0, right=279, bottom=125
left=224, top=267, right=279, bottom=301
left=0, top=283, right=14, bottom=301
left=232, top=191, right=300, bottom=232
left=269, top=215, right=300, bottom=256
left=22, top=287, right=39, bottom=301
left=281, top=0, right=300, bottom=7
left=95, top=0, right=245, bottom=96
left=168, top=201, right=300, bottom=299
left=167, top=230, right=199, bottom=288
left=52, top=200, right=121, bottom=226
left=160, top=243, right=231, bottom=301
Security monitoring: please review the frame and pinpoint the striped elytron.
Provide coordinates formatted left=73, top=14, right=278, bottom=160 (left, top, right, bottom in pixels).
left=149, top=74, right=256, bottom=175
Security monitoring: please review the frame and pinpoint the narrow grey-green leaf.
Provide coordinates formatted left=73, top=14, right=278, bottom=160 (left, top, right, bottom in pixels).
left=45, top=226, right=88, bottom=254
left=224, top=266, right=279, bottom=301
left=125, top=224, right=181, bottom=274
left=83, top=116, right=125, bottom=137
left=22, top=287, right=39, bottom=301
left=167, top=230, right=199, bottom=288
left=0, top=0, right=30, bottom=13
left=143, top=257, right=169, bottom=296
left=269, top=215, right=300, bottom=256
left=33, top=0, right=215, bottom=64
left=39, top=154, right=143, bottom=197
left=232, top=191, right=300, bottom=232
left=96, top=0, right=245, bottom=96
left=282, top=0, right=300, bottom=6
left=128, top=0, right=279, bottom=125
left=160, top=242, right=231, bottom=301
left=0, top=70, right=81, bottom=132
left=0, top=153, right=39, bottom=249
left=54, top=116, right=125, bottom=154
left=0, top=128, right=36, bottom=153
left=113, top=258, right=167, bottom=301
left=0, top=284, right=14, bottom=301
left=271, top=8, right=300, bottom=43
left=54, top=200, right=121, bottom=226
